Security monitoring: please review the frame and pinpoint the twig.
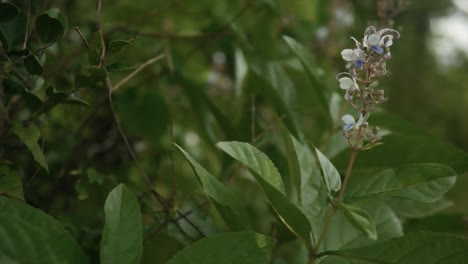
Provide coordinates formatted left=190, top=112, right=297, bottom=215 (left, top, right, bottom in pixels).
left=111, top=53, right=165, bottom=93
left=74, top=27, right=90, bottom=49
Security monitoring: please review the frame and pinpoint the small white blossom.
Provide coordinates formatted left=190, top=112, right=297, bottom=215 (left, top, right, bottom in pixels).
left=341, top=113, right=367, bottom=131
left=363, top=26, right=400, bottom=55
left=338, top=76, right=359, bottom=100
left=341, top=48, right=366, bottom=68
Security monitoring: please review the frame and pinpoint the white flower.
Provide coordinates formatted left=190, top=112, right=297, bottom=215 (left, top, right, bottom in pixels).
left=338, top=76, right=359, bottom=100
left=341, top=113, right=367, bottom=131
left=341, top=48, right=366, bottom=68
left=363, top=26, right=400, bottom=55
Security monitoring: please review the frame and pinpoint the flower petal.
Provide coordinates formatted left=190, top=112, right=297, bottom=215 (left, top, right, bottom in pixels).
left=367, top=34, right=380, bottom=46
left=339, top=77, right=354, bottom=90
left=341, top=49, right=354, bottom=61
left=371, top=45, right=384, bottom=54
left=342, top=114, right=355, bottom=125
left=343, top=123, right=354, bottom=131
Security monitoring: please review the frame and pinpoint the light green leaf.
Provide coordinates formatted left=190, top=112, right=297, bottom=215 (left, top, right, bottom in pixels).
left=100, top=184, right=142, bottom=264
left=35, top=8, right=68, bottom=43
left=175, top=144, right=249, bottom=230
left=0, top=166, right=23, bottom=200
left=321, top=232, right=468, bottom=264
left=107, top=39, right=133, bottom=57
left=0, top=197, right=89, bottom=263
left=388, top=198, right=453, bottom=219
left=12, top=123, right=48, bottom=172
left=88, top=31, right=104, bottom=65
left=345, top=164, right=457, bottom=203
left=340, top=203, right=377, bottom=240
left=167, top=232, right=275, bottom=264
left=217, top=141, right=312, bottom=246
left=315, top=147, right=341, bottom=193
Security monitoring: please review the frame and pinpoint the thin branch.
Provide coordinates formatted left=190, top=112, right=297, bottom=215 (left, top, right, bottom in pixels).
left=74, top=27, right=90, bottom=49
left=111, top=53, right=166, bottom=93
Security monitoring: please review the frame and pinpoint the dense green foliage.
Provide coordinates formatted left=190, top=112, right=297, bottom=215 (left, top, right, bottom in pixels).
left=1, top=0, right=468, bottom=263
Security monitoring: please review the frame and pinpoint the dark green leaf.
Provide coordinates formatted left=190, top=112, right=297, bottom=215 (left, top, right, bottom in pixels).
left=0, top=166, right=23, bottom=200
left=167, top=232, right=275, bottom=264
left=35, top=8, right=68, bottom=43
left=88, top=31, right=104, bottom=65
left=0, top=11, right=27, bottom=51
left=62, top=97, right=91, bottom=107
left=45, top=86, right=68, bottom=108
left=315, top=147, right=341, bottom=193
left=0, top=197, right=89, bottom=263
left=175, top=144, right=249, bottom=230
left=12, top=122, right=48, bottom=172
left=21, top=89, right=43, bottom=112
left=345, top=164, right=457, bottom=203
left=107, top=39, right=133, bottom=57
left=321, top=232, right=468, bottom=264
left=100, top=184, right=143, bottom=264
left=0, top=2, right=20, bottom=23
left=24, top=54, right=44, bottom=75
left=75, top=66, right=108, bottom=88
left=217, top=142, right=312, bottom=246
left=340, top=203, right=377, bottom=240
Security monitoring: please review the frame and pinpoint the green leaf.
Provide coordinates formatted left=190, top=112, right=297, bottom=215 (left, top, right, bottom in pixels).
left=21, top=89, right=44, bottom=112
left=100, top=184, right=143, bottom=264
left=0, top=197, right=89, bottom=263
left=12, top=122, right=48, bottom=172
left=35, top=8, right=68, bottom=43
left=0, top=11, right=27, bottom=51
left=62, top=97, right=91, bottom=107
left=389, top=198, right=453, bottom=219
left=315, top=147, right=341, bottom=193
left=0, top=166, right=23, bottom=200
left=88, top=31, right=104, bottom=65
left=217, top=141, right=312, bottom=246
left=217, top=141, right=285, bottom=194
left=45, top=86, right=68, bottom=108
left=340, top=203, right=377, bottom=240
left=167, top=232, right=275, bottom=264
left=345, top=164, right=457, bottom=203
left=175, top=144, right=249, bottom=230
left=24, top=54, right=44, bottom=75
left=0, top=2, right=20, bottom=23
left=321, top=232, right=468, bottom=264
left=321, top=201, right=402, bottom=251
left=74, top=66, right=108, bottom=88
left=107, top=39, right=133, bottom=57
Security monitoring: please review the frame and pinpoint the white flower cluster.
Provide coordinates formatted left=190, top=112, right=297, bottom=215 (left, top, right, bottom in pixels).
left=338, top=26, right=400, bottom=148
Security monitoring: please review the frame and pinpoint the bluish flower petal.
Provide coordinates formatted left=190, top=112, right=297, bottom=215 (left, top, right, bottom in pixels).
left=343, top=123, right=354, bottom=131
left=355, top=60, right=363, bottom=68
left=371, top=45, right=384, bottom=54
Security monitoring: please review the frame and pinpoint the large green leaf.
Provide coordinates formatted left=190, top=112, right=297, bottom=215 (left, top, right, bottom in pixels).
left=315, top=147, right=341, bottom=193
left=100, top=184, right=143, bottom=264
left=288, top=135, right=328, bottom=244
left=175, top=144, right=249, bottom=230
left=345, top=164, right=457, bottom=203
left=167, top=232, right=275, bottom=264
left=0, top=197, right=89, bottom=263
left=320, top=232, right=468, bottom=264
left=217, top=141, right=312, bottom=246
left=35, top=8, right=68, bottom=43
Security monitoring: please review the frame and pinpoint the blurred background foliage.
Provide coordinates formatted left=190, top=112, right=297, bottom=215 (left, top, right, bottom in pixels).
left=2, top=0, right=468, bottom=263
